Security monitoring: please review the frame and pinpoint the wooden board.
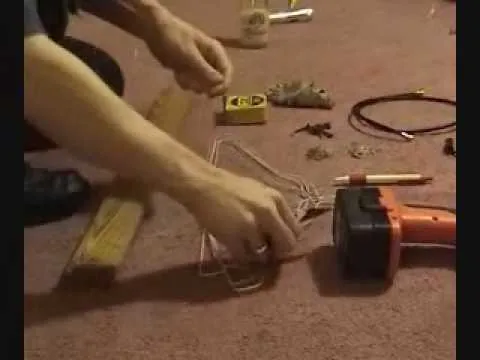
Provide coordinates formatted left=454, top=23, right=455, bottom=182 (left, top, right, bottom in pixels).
left=60, top=85, right=192, bottom=286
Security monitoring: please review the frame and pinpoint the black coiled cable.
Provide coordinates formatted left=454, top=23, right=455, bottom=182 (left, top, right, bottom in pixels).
left=350, top=91, right=456, bottom=140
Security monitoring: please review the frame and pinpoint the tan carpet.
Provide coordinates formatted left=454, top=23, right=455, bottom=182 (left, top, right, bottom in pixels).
left=24, top=1, right=456, bottom=359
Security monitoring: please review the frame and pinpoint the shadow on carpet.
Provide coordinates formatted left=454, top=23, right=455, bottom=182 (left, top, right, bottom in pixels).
left=24, top=261, right=281, bottom=328
left=307, top=245, right=455, bottom=297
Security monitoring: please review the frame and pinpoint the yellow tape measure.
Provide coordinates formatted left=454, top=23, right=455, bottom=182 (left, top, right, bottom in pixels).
left=225, top=94, right=266, bottom=110
left=222, top=94, right=267, bottom=125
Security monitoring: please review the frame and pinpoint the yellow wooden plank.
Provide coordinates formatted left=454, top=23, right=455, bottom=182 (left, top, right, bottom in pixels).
left=62, top=85, right=192, bottom=280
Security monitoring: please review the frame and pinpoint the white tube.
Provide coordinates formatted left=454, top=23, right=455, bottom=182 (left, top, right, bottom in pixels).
left=269, top=8, right=314, bottom=24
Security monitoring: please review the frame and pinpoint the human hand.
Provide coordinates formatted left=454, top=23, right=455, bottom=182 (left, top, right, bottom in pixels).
left=189, top=170, right=301, bottom=264
left=140, top=5, right=233, bottom=96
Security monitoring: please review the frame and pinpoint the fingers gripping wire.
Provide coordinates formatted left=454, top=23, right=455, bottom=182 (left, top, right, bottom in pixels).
left=197, top=137, right=334, bottom=293
left=199, top=233, right=265, bottom=293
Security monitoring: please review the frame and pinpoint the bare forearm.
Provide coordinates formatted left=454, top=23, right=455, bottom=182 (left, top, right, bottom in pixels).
left=80, top=0, right=170, bottom=38
left=24, top=34, right=217, bottom=206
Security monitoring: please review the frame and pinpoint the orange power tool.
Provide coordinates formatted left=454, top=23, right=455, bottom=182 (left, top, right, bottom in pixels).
left=332, top=187, right=456, bottom=281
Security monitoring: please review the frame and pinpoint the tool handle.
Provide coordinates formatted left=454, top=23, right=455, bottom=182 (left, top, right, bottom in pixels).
left=333, top=174, right=432, bottom=186
left=399, top=204, right=456, bottom=246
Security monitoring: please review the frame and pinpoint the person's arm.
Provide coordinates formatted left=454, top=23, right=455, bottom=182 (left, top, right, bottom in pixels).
left=24, top=33, right=218, bottom=208
left=80, top=0, right=232, bottom=96
left=25, top=1, right=299, bottom=262
left=79, top=0, right=169, bottom=39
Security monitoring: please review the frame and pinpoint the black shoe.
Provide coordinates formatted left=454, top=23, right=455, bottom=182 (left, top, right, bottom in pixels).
left=24, top=163, right=91, bottom=227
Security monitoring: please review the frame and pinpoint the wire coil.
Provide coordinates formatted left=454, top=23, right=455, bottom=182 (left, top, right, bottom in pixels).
left=350, top=91, right=456, bottom=140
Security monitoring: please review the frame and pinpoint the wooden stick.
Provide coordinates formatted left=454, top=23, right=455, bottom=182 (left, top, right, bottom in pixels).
left=60, top=85, right=192, bottom=286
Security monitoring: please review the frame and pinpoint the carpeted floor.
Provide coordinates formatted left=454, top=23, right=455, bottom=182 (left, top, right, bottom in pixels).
left=24, top=1, right=456, bottom=359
